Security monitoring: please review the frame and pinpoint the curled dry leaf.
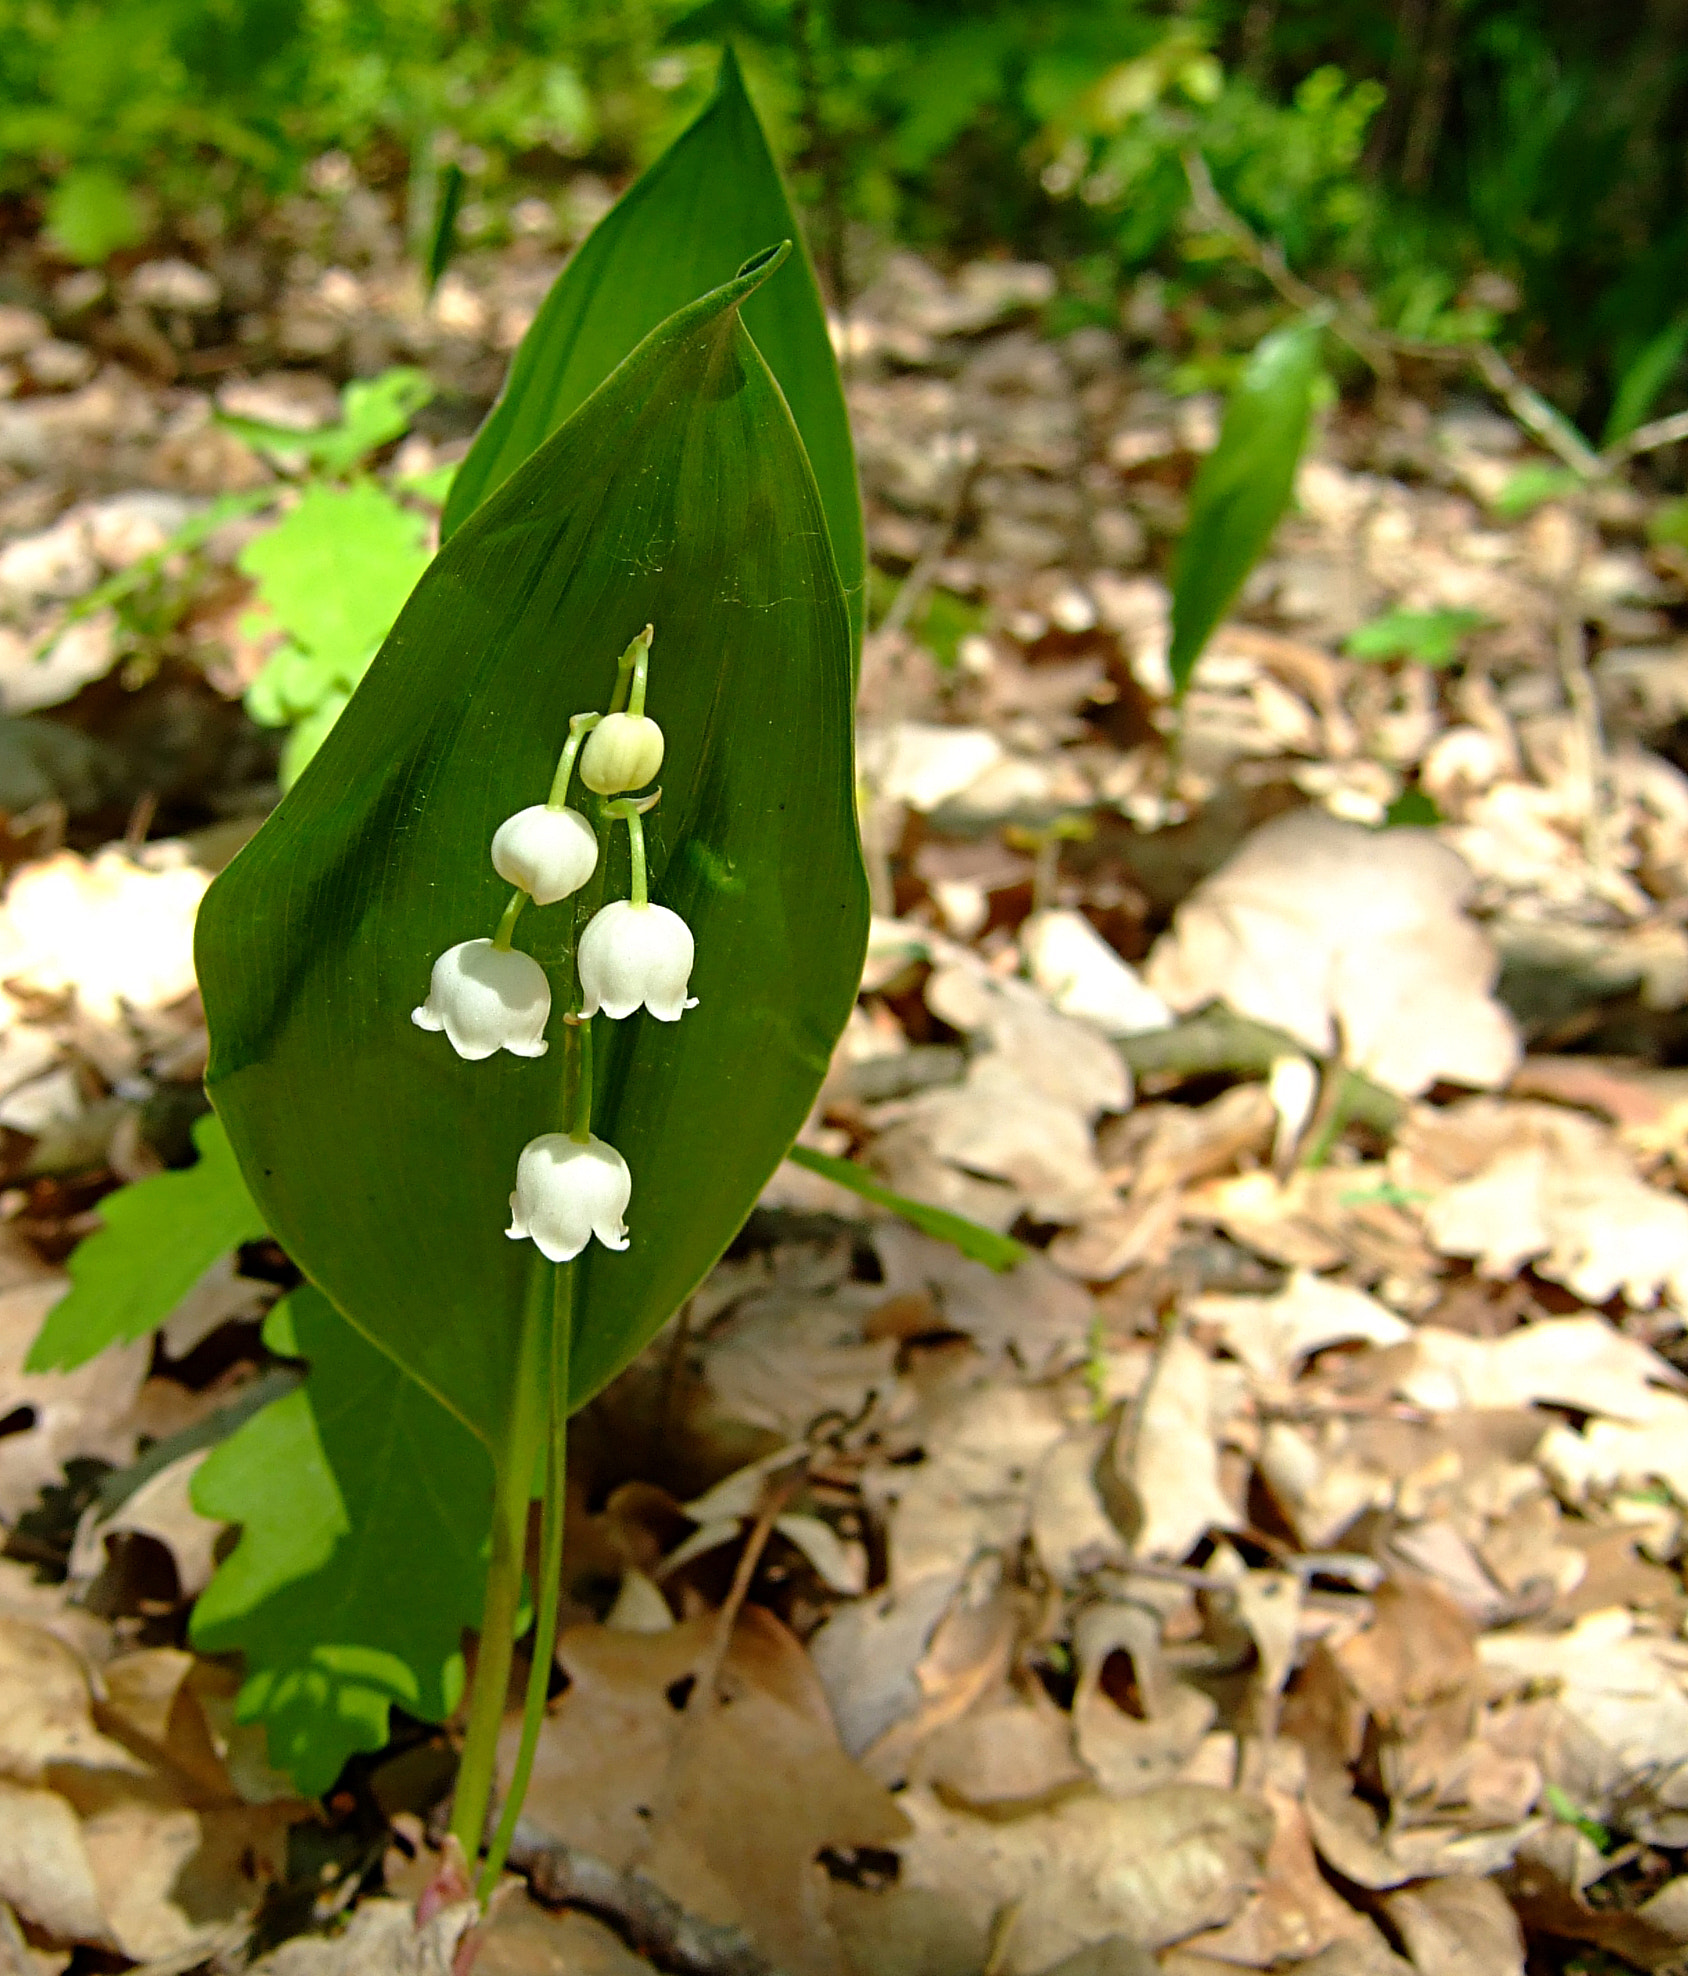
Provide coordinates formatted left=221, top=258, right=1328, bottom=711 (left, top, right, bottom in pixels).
left=1111, top=1334, right=1243, bottom=1562
left=1144, top=810, right=1519, bottom=1098
left=1070, top=1601, right=1216, bottom=1793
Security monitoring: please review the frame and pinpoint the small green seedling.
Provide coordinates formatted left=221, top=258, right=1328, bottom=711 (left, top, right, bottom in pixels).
left=1345, top=608, right=1486, bottom=669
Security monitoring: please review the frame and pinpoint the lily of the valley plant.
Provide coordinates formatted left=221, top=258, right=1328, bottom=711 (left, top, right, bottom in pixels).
left=410, top=623, right=702, bottom=1882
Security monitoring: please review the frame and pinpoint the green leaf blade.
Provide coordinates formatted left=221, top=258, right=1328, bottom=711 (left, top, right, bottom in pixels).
left=440, top=47, right=865, bottom=658
left=785, top=1144, right=1028, bottom=1271
left=190, top=1289, right=491, bottom=1796
left=196, top=255, right=869, bottom=1447
left=1168, top=317, right=1322, bottom=699
left=26, top=1112, right=266, bottom=1373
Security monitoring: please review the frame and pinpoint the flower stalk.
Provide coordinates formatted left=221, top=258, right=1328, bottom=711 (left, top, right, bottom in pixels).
left=449, top=1262, right=552, bottom=1869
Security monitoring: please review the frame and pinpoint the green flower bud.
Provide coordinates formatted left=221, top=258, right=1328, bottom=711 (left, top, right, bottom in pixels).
left=580, top=712, right=664, bottom=794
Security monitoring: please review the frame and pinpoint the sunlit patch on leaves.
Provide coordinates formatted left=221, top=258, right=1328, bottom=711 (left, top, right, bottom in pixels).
left=189, top=1288, right=492, bottom=1796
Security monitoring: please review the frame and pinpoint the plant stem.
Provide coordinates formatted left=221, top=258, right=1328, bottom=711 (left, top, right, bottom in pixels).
left=546, top=711, right=600, bottom=810
left=491, top=888, right=527, bottom=950
left=450, top=1264, right=551, bottom=1869
left=479, top=1264, right=573, bottom=1898
left=572, top=1019, right=594, bottom=1143
left=626, top=809, right=648, bottom=908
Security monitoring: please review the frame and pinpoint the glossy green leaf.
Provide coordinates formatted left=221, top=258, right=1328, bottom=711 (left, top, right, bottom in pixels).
left=1167, top=317, right=1322, bottom=698
left=190, top=1288, right=491, bottom=1795
left=195, top=253, right=869, bottom=1450
left=785, top=1145, right=1027, bottom=1271
left=26, top=1112, right=266, bottom=1373
left=440, top=48, right=864, bottom=658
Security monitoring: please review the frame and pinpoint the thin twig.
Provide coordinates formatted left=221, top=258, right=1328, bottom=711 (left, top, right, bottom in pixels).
left=510, top=1832, right=791, bottom=1976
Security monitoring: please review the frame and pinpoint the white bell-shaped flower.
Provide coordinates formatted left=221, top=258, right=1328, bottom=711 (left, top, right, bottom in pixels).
left=580, top=712, right=664, bottom=795
left=505, top=1132, right=630, bottom=1260
left=411, top=938, right=550, bottom=1060
left=491, top=804, right=598, bottom=905
left=578, top=900, right=696, bottom=1021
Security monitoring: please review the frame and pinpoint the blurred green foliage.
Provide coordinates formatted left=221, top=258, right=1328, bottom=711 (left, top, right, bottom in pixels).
left=2, top=0, right=1685, bottom=420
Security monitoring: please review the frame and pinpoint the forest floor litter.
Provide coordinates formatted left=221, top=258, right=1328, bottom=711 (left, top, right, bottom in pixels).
left=2, top=180, right=1688, bottom=1974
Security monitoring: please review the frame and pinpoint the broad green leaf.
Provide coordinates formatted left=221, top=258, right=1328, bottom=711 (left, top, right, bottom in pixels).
left=786, top=1145, right=1027, bottom=1271
left=1167, top=317, right=1322, bottom=698
left=240, top=484, right=430, bottom=685
left=1344, top=608, right=1485, bottom=669
left=191, top=1289, right=491, bottom=1795
left=440, top=48, right=865, bottom=659
left=196, top=253, right=869, bottom=1449
left=26, top=1112, right=266, bottom=1373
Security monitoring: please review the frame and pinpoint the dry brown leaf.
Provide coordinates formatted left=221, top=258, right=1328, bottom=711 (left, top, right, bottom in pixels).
left=0, top=1780, right=108, bottom=1947
left=0, top=1279, right=148, bottom=1525
left=1143, top=811, right=1518, bottom=1098
left=69, top=1451, right=223, bottom=1602
left=244, top=1896, right=478, bottom=1976
left=872, top=1223, right=1093, bottom=1371
left=1380, top=1874, right=1523, bottom=1976
left=511, top=1608, right=906, bottom=1976
left=920, top=1687, right=1087, bottom=1814
left=1110, top=1334, right=1243, bottom=1561
left=860, top=1568, right=1021, bottom=1785
left=892, top=1781, right=1273, bottom=1972
left=1070, top=1601, right=1215, bottom=1793
left=1395, top=1316, right=1677, bottom=1419
left=873, top=1379, right=1068, bottom=1589
left=1179, top=1788, right=1376, bottom=1968
left=1030, top=1424, right=1129, bottom=1585
left=0, top=1618, right=144, bottom=1783
left=1406, top=1100, right=1688, bottom=1310
left=1539, top=1384, right=1688, bottom=1510
left=0, top=847, right=206, bottom=1026
left=1478, top=1608, right=1688, bottom=1841
left=1194, top=1272, right=1411, bottom=1384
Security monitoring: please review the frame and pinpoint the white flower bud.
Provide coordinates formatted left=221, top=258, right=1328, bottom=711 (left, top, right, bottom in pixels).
left=578, top=900, right=696, bottom=1022
left=491, top=804, right=598, bottom=905
left=580, top=713, right=664, bottom=795
left=505, top=1132, right=630, bottom=1260
left=411, top=939, right=550, bottom=1060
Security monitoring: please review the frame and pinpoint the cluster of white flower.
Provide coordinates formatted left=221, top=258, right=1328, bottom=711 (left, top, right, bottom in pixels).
left=410, top=625, right=696, bottom=1262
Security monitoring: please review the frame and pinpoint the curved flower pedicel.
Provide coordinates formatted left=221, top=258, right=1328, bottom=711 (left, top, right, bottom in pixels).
left=505, top=1131, right=631, bottom=1260
left=411, top=939, right=550, bottom=1059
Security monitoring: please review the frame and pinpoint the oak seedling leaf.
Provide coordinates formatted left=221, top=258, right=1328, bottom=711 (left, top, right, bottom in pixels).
left=190, top=1287, right=492, bottom=1795
left=26, top=1111, right=267, bottom=1373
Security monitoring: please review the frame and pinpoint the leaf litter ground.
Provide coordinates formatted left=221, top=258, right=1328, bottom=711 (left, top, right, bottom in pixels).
left=4, top=185, right=1688, bottom=1975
